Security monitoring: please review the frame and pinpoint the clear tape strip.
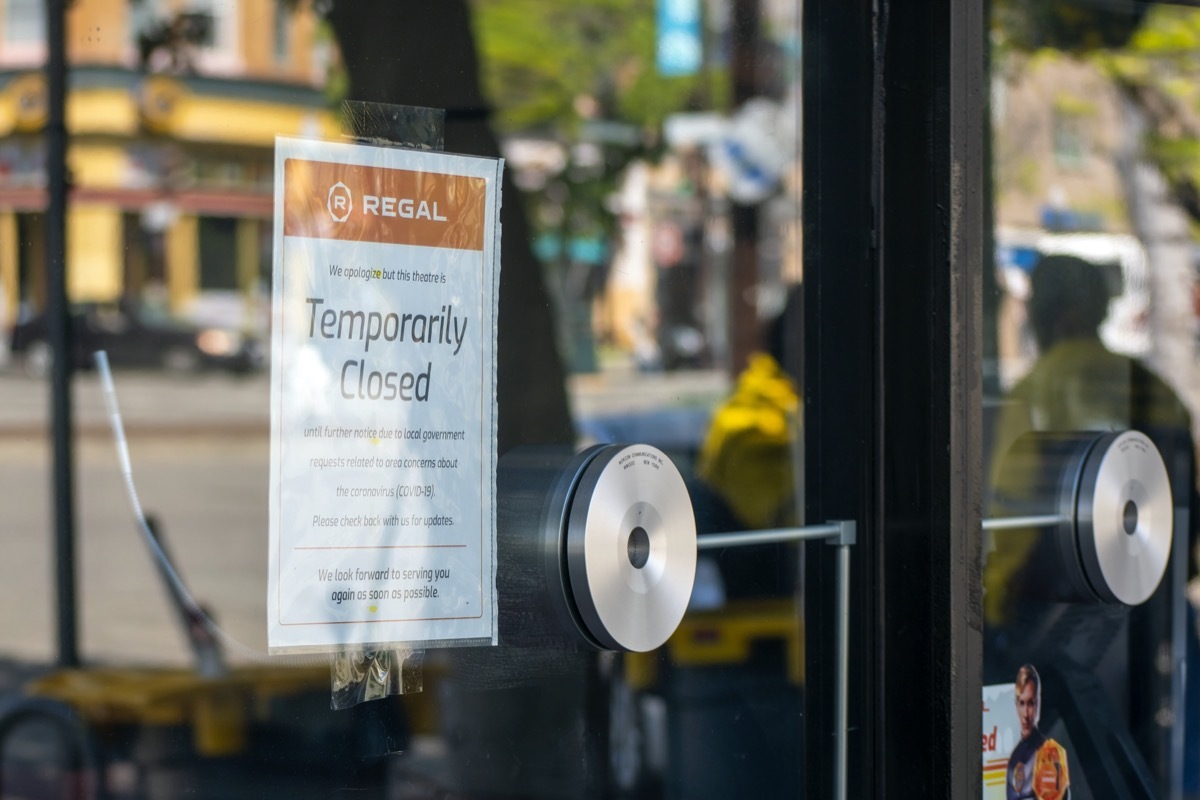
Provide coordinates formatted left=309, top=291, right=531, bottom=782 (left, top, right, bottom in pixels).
left=330, top=648, right=425, bottom=710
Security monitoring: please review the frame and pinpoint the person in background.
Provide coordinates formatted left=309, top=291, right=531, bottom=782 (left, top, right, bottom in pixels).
left=694, top=349, right=799, bottom=531
left=691, top=285, right=803, bottom=599
left=985, top=254, right=1193, bottom=624
left=985, top=253, right=1196, bottom=794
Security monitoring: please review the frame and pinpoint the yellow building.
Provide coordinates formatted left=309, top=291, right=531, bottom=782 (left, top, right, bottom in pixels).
left=0, top=0, right=338, bottom=328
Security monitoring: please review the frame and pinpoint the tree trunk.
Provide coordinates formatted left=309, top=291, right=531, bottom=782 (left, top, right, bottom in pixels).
left=326, top=0, right=575, bottom=454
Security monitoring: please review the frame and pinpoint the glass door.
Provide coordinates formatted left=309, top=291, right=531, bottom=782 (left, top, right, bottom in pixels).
left=0, top=1, right=814, bottom=798
left=983, top=4, right=1200, bottom=798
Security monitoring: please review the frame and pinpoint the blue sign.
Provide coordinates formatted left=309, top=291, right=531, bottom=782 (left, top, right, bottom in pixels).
left=657, top=0, right=703, bottom=77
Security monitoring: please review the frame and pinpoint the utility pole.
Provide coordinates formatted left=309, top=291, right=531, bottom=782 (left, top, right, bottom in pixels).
left=729, top=0, right=760, bottom=374
left=46, top=0, right=78, bottom=667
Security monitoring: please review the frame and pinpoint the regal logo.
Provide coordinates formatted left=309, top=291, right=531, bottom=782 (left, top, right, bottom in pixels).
left=327, top=182, right=353, bottom=223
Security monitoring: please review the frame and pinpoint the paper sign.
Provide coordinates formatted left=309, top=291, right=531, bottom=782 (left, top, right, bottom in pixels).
left=982, top=682, right=1021, bottom=798
left=268, top=136, right=501, bottom=653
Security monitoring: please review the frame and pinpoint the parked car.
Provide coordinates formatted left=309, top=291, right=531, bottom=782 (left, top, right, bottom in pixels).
left=8, top=300, right=264, bottom=376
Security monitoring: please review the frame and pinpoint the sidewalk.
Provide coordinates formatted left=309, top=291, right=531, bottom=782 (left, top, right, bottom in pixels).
left=0, top=371, right=274, bottom=438
left=0, top=367, right=730, bottom=438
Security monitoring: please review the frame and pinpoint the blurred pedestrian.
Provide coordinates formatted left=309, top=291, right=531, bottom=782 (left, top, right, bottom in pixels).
left=691, top=284, right=803, bottom=599
left=986, top=254, right=1193, bottom=623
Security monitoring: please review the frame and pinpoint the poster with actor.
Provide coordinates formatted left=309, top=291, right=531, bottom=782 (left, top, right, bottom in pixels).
left=983, top=664, right=1071, bottom=800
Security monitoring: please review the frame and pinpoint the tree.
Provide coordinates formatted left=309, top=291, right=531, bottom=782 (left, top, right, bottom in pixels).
left=994, top=0, right=1200, bottom=228
left=994, top=0, right=1147, bottom=53
left=468, top=0, right=721, bottom=372
left=317, top=0, right=727, bottom=430
left=1099, top=6, right=1200, bottom=226
left=322, top=0, right=576, bottom=453
left=470, top=0, right=717, bottom=135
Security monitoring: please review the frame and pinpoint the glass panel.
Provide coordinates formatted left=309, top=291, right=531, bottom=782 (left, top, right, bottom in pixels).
left=0, top=1, right=803, bottom=797
left=3, top=0, right=45, bottom=45
left=985, top=3, right=1200, bottom=797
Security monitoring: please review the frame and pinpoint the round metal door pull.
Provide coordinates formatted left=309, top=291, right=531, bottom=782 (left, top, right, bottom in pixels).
left=565, top=444, right=697, bottom=652
left=990, top=430, right=1172, bottom=606
left=497, top=443, right=697, bottom=652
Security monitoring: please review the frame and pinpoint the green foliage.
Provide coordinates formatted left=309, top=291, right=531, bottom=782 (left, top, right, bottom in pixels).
left=313, top=17, right=348, bottom=108
left=1103, top=6, right=1200, bottom=89
left=994, top=0, right=1147, bottom=53
left=310, top=0, right=729, bottom=274
left=1052, top=92, right=1097, bottom=118
left=464, top=0, right=727, bottom=278
left=1126, top=7, right=1200, bottom=55
left=996, top=2, right=1200, bottom=225
left=1101, top=7, right=1200, bottom=222
left=468, top=0, right=718, bottom=135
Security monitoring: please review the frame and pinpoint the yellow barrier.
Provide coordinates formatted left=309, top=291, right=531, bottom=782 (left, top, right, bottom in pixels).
left=625, top=598, right=804, bottom=690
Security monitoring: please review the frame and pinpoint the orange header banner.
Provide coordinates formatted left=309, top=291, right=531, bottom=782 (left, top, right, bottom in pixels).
left=283, top=158, right=488, bottom=251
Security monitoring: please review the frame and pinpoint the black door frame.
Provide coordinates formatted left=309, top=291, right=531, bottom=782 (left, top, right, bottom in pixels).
left=803, top=1, right=986, bottom=796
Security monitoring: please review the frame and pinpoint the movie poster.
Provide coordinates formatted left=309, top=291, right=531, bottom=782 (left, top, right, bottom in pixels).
left=983, top=664, right=1072, bottom=800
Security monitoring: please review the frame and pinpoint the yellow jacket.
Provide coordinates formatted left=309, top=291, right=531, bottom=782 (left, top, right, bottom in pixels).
left=697, top=353, right=800, bottom=530
left=984, top=338, right=1191, bottom=625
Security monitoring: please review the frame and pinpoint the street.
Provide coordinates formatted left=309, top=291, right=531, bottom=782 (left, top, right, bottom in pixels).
left=0, top=432, right=271, bottom=667
left=0, top=366, right=729, bottom=670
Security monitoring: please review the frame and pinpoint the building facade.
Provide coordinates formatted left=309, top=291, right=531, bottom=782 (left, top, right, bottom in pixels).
left=0, top=0, right=336, bottom=329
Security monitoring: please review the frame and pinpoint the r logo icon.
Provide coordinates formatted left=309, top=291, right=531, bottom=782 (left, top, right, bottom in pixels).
left=327, top=181, right=353, bottom=222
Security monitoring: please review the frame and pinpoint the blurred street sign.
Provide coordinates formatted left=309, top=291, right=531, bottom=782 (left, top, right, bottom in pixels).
left=657, top=0, right=703, bottom=77
left=664, top=112, right=728, bottom=147
left=580, top=119, right=643, bottom=147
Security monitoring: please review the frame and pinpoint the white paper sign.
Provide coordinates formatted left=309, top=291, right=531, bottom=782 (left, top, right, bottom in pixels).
left=268, top=136, right=501, bottom=653
left=982, top=682, right=1021, bottom=798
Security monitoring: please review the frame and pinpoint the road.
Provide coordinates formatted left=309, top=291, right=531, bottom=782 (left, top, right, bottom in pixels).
left=0, top=367, right=729, bottom=669
left=0, top=433, right=271, bottom=667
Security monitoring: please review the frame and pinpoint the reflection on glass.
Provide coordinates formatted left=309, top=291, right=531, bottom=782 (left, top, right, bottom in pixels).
left=987, top=3, right=1200, bottom=797
left=0, top=0, right=801, bottom=797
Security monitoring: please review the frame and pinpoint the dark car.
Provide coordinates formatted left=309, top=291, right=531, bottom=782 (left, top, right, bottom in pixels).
left=8, top=300, right=264, bottom=376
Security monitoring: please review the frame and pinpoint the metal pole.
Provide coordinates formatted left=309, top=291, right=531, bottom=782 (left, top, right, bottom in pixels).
left=696, top=523, right=842, bottom=550
left=700, top=517, right=1055, bottom=538
left=981, top=514, right=1064, bottom=532
left=45, top=0, right=77, bottom=668
left=699, top=511, right=1059, bottom=800
left=728, top=0, right=761, bottom=374
left=833, top=543, right=851, bottom=800
left=696, top=521, right=854, bottom=799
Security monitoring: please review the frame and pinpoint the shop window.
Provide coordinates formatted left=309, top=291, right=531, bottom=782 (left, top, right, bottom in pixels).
left=1, top=0, right=46, bottom=64
left=1051, top=102, right=1092, bottom=170
left=197, top=216, right=238, bottom=291
left=1, top=2, right=809, bottom=799
left=15, top=212, right=44, bottom=313
left=274, top=3, right=291, bottom=64
left=123, top=212, right=167, bottom=300
left=3, top=0, right=44, bottom=45
left=987, top=5, right=1200, bottom=798
left=187, top=0, right=242, bottom=75
left=128, top=0, right=165, bottom=62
